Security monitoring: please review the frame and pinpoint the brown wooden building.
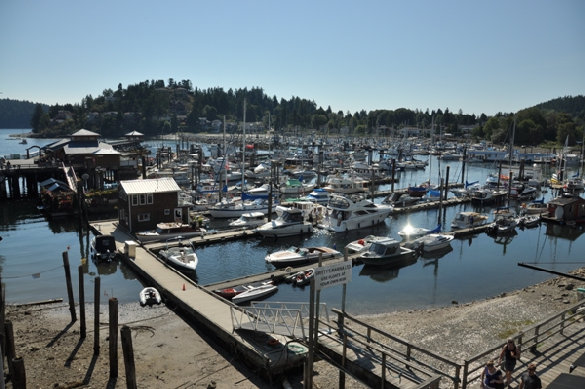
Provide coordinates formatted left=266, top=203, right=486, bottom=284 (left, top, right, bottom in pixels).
left=544, top=193, right=585, bottom=225
left=118, top=177, right=189, bottom=232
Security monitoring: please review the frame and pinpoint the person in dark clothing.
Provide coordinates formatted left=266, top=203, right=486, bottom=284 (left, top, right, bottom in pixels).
left=480, top=360, right=505, bottom=389
left=518, top=363, right=542, bottom=389
left=498, top=338, right=520, bottom=386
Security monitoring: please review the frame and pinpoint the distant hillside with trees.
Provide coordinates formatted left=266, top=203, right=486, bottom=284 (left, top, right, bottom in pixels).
left=0, top=99, right=48, bottom=128
left=2, top=80, right=583, bottom=147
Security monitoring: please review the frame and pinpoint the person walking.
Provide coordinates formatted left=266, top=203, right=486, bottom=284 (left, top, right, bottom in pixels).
left=480, top=360, right=505, bottom=389
left=498, top=338, right=521, bottom=387
left=518, top=363, right=542, bottom=389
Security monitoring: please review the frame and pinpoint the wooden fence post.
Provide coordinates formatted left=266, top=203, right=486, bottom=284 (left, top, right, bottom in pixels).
left=109, top=297, right=118, bottom=379
left=62, top=251, right=77, bottom=322
left=94, top=276, right=100, bottom=355
left=121, top=325, right=137, bottom=389
left=78, top=265, right=86, bottom=338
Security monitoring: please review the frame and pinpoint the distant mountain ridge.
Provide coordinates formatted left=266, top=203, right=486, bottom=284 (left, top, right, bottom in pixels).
left=0, top=99, right=49, bottom=128
left=532, top=95, right=585, bottom=118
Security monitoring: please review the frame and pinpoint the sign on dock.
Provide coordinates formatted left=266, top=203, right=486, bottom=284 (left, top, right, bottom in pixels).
left=313, top=261, right=352, bottom=291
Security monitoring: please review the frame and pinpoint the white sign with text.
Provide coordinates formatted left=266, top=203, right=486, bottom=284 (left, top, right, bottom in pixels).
left=313, top=261, right=352, bottom=291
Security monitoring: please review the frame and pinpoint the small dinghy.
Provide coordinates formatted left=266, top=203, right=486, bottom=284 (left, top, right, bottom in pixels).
left=139, top=287, right=162, bottom=307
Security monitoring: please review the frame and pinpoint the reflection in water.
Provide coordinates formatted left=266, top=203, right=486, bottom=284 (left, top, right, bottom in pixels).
left=421, top=245, right=453, bottom=260
left=546, top=223, right=585, bottom=241
left=358, top=254, right=418, bottom=282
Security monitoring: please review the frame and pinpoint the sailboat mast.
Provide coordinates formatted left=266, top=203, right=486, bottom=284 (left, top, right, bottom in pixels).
left=242, top=99, right=246, bottom=193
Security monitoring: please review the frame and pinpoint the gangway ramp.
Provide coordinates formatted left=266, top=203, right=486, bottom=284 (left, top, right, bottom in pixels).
left=232, top=302, right=330, bottom=339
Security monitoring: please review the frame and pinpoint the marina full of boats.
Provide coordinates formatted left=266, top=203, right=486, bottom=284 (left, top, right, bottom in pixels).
left=4, top=128, right=585, bottom=315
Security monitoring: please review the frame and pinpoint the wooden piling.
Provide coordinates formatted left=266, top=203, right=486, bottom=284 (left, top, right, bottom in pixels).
left=121, top=325, right=137, bottom=389
left=5, top=320, right=16, bottom=378
left=93, top=276, right=100, bottom=355
left=109, top=297, right=118, bottom=379
left=11, top=356, right=26, bottom=388
left=62, top=251, right=77, bottom=322
left=78, top=265, right=86, bottom=338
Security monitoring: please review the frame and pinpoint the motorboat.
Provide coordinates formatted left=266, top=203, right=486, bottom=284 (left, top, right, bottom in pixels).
left=292, top=268, right=314, bottom=287
left=470, top=188, right=507, bottom=205
left=323, top=175, right=368, bottom=194
left=518, top=214, right=541, bottom=228
left=265, top=246, right=340, bottom=268
left=90, top=234, right=118, bottom=262
left=256, top=207, right=313, bottom=238
left=521, top=198, right=548, bottom=215
left=359, top=238, right=416, bottom=267
left=228, top=211, right=266, bottom=229
left=319, top=194, right=393, bottom=233
left=345, top=235, right=387, bottom=254
left=139, top=287, right=162, bottom=307
left=397, top=224, right=440, bottom=242
left=302, top=188, right=330, bottom=204
left=407, top=184, right=429, bottom=198
left=158, top=238, right=198, bottom=272
left=213, top=285, right=249, bottom=300
left=488, top=215, right=519, bottom=235
left=231, top=282, right=278, bottom=305
left=382, top=192, right=422, bottom=207
left=450, top=211, right=489, bottom=230
left=279, top=178, right=314, bottom=195
left=207, top=198, right=271, bottom=219
left=134, top=222, right=206, bottom=243
left=416, top=233, right=454, bottom=253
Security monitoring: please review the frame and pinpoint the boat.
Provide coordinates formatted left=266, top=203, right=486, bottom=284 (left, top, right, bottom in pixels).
left=265, top=246, right=340, bottom=268
left=158, top=238, right=198, bottom=272
left=359, top=237, right=416, bottom=267
left=19, top=138, right=27, bottom=144
left=213, top=284, right=249, bottom=300
left=407, top=183, right=429, bottom=198
left=521, top=198, right=548, bottom=215
left=416, top=233, right=454, bottom=253
left=139, top=287, right=162, bottom=307
left=279, top=178, right=314, bottom=195
left=228, top=211, right=266, bottom=229
left=135, top=222, right=206, bottom=243
left=397, top=224, right=440, bottom=242
left=518, top=214, right=541, bottom=228
left=488, top=210, right=519, bottom=235
left=382, top=192, right=422, bottom=207
left=470, top=188, right=507, bottom=205
left=256, top=207, right=313, bottom=238
left=323, top=175, right=368, bottom=194
left=319, top=194, right=393, bottom=233
left=231, top=282, right=278, bottom=305
left=302, top=188, right=330, bottom=204
left=207, top=198, right=272, bottom=219
left=90, top=234, right=118, bottom=262
left=450, top=211, right=489, bottom=230
left=292, top=268, right=314, bottom=287
left=345, top=235, right=387, bottom=254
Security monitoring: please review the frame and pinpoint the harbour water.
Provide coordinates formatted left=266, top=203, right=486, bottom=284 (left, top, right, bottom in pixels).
left=1, top=128, right=584, bottom=314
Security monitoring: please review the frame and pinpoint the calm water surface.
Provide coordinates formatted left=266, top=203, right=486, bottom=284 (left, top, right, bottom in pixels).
left=1, top=128, right=584, bottom=314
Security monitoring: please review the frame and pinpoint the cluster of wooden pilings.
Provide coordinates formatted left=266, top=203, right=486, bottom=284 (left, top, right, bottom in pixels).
left=0, top=165, right=61, bottom=200
left=0, top=252, right=138, bottom=388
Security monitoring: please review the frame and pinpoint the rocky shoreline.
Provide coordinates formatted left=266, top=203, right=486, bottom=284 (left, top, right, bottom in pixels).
left=5, top=267, right=585, bottom=388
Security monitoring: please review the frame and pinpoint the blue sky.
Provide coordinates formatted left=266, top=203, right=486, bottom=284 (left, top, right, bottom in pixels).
left=1, top=0, right=583, bottom=116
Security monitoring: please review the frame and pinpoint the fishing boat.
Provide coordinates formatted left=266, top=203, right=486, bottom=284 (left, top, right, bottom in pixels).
left=139, top=287, right=162, bottom=307
left=450, top=211, right=489, bottom=230
left=90, top=234, right=118, bottom=262
left=256, top=207, right=313, bottom=238
left=158, top=238, right=198, bottom=272
left=359, top=238, right=416, bottom=267
left=265, top=246, right=340, bottom=268
left=231, top=283, right=278, bottom=305
left=319, top=194, right=393, bottom=233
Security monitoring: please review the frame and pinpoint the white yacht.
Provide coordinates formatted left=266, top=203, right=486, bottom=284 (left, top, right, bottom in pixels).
left=256, top=207, right=313, bottom=238
left=318, top=194, right=392, bottom=233
left=228, top=212, right=267, bottom=229
left=207, top=198, right=271, bottom=219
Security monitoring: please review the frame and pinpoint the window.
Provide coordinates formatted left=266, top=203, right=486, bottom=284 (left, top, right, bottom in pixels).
left=164, top=209, right=170, bottom=216
left=131, top=194, right=138, bottom=206
left=147, top=193, right=153, bottom=204
left=140, top=194, right=146, bottom=205
left=137, top=213, right=150, bottom=222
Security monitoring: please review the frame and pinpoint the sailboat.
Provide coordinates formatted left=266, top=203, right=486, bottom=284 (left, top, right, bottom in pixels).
left=207, top=99, right=273, bottom=219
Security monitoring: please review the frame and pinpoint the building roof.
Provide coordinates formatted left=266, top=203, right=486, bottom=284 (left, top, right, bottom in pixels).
left=63, top=142, right=118, bottom=155
left=124, top=130, right=144, bottom=137
left=120, top=177, right=181, bottom=194
left=71, top=129, right=100, bottom=137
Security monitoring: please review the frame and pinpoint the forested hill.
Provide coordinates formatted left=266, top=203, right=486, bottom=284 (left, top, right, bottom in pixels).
left=0, top=99, right=48, bottom=128
left=533, top=95, right=585, bottom=118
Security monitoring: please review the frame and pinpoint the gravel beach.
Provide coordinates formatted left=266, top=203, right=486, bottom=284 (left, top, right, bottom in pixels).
left=5, top=267, right=585, bottom=388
